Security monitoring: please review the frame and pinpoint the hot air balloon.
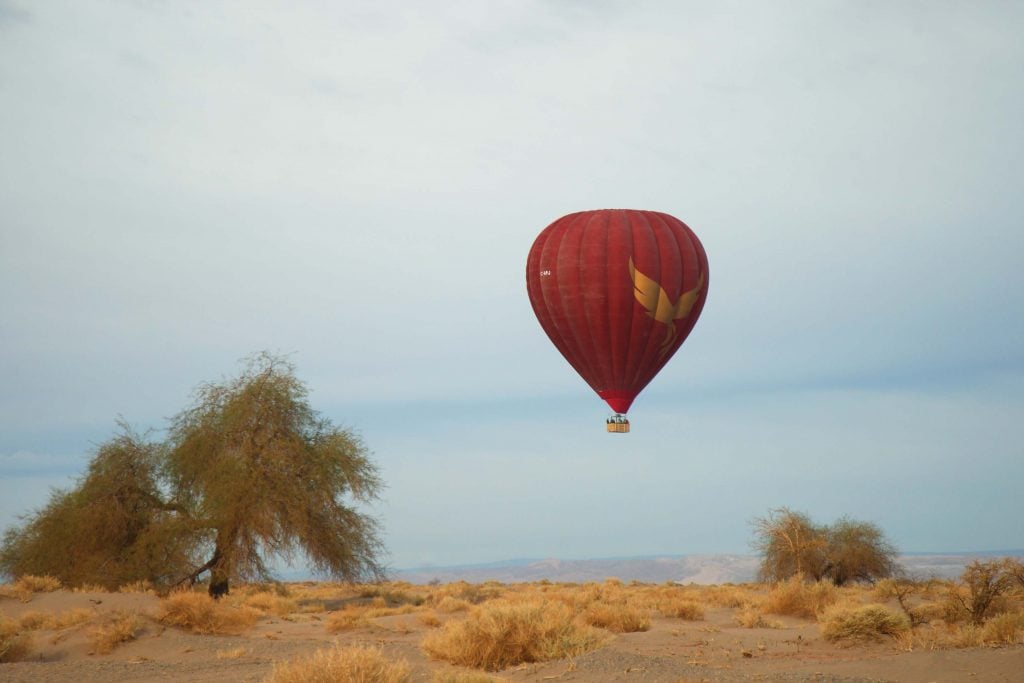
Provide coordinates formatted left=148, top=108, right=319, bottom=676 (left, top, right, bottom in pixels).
left=526, top=209, right=708, bottom=432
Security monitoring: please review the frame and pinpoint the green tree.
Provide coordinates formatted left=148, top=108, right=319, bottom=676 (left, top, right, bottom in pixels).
left=165, top=353, right=384, bottom=597
left=1, top=354, right=385, bottom=597
left=0, top=425, right=196, bottom=588
left=752, top=508, right=898, bottom=585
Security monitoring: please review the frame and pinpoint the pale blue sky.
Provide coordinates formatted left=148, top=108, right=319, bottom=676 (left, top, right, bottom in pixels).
left=1, top=1, right=1022, bottom=572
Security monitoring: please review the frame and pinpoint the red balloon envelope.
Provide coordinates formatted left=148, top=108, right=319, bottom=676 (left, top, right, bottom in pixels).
left=526, top=209, right=709, bottom=417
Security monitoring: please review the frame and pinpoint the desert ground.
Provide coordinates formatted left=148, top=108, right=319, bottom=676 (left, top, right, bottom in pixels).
left=2, top=577, right=1022, bottom=682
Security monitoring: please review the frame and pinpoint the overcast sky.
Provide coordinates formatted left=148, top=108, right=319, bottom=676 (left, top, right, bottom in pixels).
left=2, top=1, right=1022, bottom=573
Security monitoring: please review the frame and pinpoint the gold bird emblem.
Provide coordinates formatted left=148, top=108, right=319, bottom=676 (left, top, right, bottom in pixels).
left=628, top=256, right=705, bottom=356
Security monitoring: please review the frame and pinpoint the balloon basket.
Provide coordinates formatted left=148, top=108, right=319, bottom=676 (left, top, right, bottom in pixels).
left=606, top=416, right=630, bottom=433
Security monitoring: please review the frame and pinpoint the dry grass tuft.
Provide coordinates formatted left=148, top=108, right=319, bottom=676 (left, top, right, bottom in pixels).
left=87, top=610, right=141, bottom=654
left=981, top=611, right=1024, bottom=645
left=0, top=629, right=34, bottom=663
left=820, top=604, right=909, bottom=644
left=435, top=596, right=472, bottom=613
left=733, top=606, right=782, bottom=629
left=239, top=592, right=299, bottom=617
left=17, top=574, right=63, bottom=593
left=326, top=607, right=370, bottom=632
left=217, top=646, right=247, bottom=659
left=422, top=600, right=607, bottom=671
left=430, top=673, right=501, bottom=683
left=13, top=608, right=93, bottom=632
left=419, top=613, right=442, bottom=628
left=763, top=577, right=837, bottom=619
left=118, top=580, right=156, bottom=594
left=581, top=602, right=651, bottom=633
left=157, top=591, right=259, bottom=635
left=658, top=598, right=705, bottom=620
left=265, top=644, right=411, bottom=683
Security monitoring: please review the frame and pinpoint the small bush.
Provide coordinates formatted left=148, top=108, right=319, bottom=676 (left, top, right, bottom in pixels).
left=658, top=598, right=705, bottom=620
left=734, top=606, right=782, bottom=629
left=763, top=577, right=837, bottom=619
left=435, top=596, right=471, bottom=613
left=241, top=592, right=299, bottom=617
left=325, top=607, right=370, bottom=632
left=266, top=645, right=411, bottom=683
left=820, top=604, right=909, bottom=643
left=157, top=591, right=258, bottom=634
left=0, top=630, right=34, bottom=663
left=17, top=574, right=63, bottom=593
left=981, top=611, right=1024, bottom=645
left=581, top=602, right=651, bottom=633
left=419, top=613, right=442, bottom=628
left=87, top=610, right=140, bottom=654
left=422, top=600, right=607, bottom=671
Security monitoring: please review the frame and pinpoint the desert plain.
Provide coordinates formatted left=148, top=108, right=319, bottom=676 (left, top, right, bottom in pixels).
left=2, top=575, right=1023, bottom=683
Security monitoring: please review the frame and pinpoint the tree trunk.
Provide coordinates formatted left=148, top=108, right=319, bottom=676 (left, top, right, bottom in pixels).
left=207, top=538, right=229, bottom=599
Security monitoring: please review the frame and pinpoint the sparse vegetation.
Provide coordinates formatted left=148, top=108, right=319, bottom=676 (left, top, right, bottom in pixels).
left=157, top=590, right=259, bottom=634
left=762, top=575, right=838, bottom=618
left=954, top=559, right=1020, bottom=625
left=581, top=601, right=651, bottom=632
left=421, top=600, right=606, bottom=671
left=266, top=645, right=411, bottom=683
left=820, top=604, right=910, bottom=643
left=87, top=610, right=141, bottom=654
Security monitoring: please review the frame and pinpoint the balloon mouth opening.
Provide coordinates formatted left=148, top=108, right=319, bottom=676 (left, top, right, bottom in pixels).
left=598, top=390, right=635, bottom=415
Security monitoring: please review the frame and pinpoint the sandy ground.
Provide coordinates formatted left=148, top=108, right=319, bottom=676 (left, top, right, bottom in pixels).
left=2, top=589, right=1022, bottom=682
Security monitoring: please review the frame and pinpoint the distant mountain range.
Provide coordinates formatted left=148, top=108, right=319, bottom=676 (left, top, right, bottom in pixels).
left=392, top=551, right=1024, bottom=585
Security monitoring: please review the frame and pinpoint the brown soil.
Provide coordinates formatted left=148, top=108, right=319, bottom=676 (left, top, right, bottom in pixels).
left=2, top=589, right=1022, bottom=682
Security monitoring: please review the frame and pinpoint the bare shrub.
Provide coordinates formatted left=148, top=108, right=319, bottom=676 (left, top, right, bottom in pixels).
left=87, top=610, right=141, bottom=654
left=581, top=602, right=651, bottom=633
left=820, top=604, right=909, bottom=643
left=752, top=509, right=897, bottom=585
left=157, top=591, right=258, bottom=634
left=421, top=600, right=607, bottom=671
left=955, top=559, right=1018, bottom=625
left=266, top=645, right=411, bottom=683
left=762, top=576, right=837, bottom=619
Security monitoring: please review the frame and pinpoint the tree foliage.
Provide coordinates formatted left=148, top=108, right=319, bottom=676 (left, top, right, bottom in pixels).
left=752, top=508, right=898, bottom=585
left=1, top=354, right=384, bottom=596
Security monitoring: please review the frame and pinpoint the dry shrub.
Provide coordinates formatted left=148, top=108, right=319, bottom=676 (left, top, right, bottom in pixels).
left=241, top=592, right=299, bottom=617
left=157, top=591, right=258, bottom=634
left=763, top=577, right=837, bottom=619
left=734, top=606, right=782, bottom=629
left=326, top=607, right=370, bottom=632
left=581, top=602, right=650, bottom=633
left=217, top=646, right=247, bottom=659
left=17, top=610, right=55, bottom=630
left=419, top=613, right=442, bottom=628
left=659, top=598, right=705, bottom=620
left=17, top=575, right=62, bottom=593
left=0, top=630, right=33, bottom=663
left=87, top=610, right=141, bottom=654
left=118, top=580, right=155, bottom=594
left=266, top=645, right=411, bottom=683
left=436, top=596, right=471, bottom=613
left=981, top=611, right=1024, bottom=645
left=699, top=585, right=751, bottom=608
left=430, top=673, right=500, bottom=683
left=820, top=604, right=909, bottom=644
left=422, top=600, right=607, bottom=671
